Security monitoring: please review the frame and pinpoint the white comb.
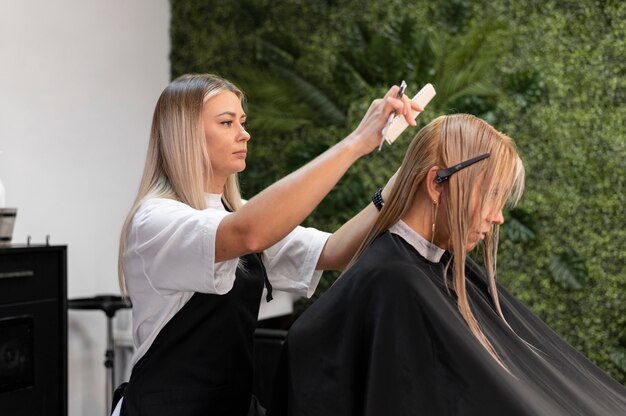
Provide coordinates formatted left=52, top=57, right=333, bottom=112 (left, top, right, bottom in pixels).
left=381, top=83, right=436, bottom=146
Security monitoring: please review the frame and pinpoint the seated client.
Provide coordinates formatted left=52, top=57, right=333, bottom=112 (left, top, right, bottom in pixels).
left=273, top=114, right=626, bottom=416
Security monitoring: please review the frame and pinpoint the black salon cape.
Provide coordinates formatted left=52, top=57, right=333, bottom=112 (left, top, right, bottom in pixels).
left=272, top=232, right=626, bottom=416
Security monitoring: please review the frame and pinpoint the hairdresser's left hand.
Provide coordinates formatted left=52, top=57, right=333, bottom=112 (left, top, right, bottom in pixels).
left=347, top=85, right=422, bottom=157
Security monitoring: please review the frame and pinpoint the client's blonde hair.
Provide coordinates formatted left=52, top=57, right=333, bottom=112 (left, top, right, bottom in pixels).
left=351, top=114, right=525, bottom=367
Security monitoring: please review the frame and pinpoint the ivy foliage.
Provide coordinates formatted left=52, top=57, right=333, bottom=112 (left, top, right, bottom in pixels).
left=170, top=0, right=625, bottom=383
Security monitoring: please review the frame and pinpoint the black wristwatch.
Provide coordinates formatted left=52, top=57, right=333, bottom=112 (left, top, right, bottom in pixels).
left=372, top=188, right=384, bottom=211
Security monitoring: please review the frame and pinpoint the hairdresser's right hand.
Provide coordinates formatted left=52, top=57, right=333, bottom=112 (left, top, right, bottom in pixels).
left=346, top=85, right=422, bottom=157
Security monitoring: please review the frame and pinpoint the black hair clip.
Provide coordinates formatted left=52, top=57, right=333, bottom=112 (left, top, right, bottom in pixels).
left=435, top=153, right=491, bottom=183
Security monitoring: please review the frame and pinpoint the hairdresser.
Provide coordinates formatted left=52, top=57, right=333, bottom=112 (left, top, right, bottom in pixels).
left=112, top=73, right=420, bottom=416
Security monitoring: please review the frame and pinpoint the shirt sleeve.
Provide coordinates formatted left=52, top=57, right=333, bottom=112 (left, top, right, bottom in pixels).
left=126, top=199, right=239, bottom=295
left=264, top=226, right=331, bottom=298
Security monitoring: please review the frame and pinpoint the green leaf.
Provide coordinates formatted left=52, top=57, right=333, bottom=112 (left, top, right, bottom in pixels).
left=501, top=208, right=537, bottom=243
left=229, top=67, right=315, bottom=135
left=502, top=217, right=536, bottom=243
left=609, top=347, right=626, bottom=375
left=548, top=248, right=588, bottom=290
left=269, top=64, right=347, bottom=126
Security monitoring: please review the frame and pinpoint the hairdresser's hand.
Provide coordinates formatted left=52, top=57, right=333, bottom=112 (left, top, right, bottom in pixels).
left=347, top=85, right=422, bottom=157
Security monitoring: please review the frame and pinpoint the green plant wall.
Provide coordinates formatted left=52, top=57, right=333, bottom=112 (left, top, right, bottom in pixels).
left=170, top=0, right=625, bottom=383
left=473, top=0, right=626, bottom=384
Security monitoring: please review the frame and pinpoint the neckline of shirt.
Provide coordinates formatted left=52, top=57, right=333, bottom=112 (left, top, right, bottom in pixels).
left=389, top=220, right=445, bottom=263
left=205, top=193, right=225, bottom=211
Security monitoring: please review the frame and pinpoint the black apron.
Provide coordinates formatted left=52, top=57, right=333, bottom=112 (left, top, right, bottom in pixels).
left=116, top=252, right=272, bottom=416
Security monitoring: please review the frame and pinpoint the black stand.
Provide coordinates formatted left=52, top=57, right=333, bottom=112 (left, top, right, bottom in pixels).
left=68, top=295, right=131, bottom=414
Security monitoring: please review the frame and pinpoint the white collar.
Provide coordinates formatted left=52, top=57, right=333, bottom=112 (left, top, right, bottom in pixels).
left=205, top=193, right=225, bottom=210
left=389, top=220, right=445, bottom=263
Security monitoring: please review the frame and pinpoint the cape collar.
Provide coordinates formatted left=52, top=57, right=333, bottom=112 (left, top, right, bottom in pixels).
left=389, top=220, right=445, bottom=263
left=205, top=193, right=225, bottom=211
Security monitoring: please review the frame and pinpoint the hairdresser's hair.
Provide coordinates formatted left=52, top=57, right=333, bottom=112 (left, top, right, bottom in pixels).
left=350, top=113, right=525, bottom=367
left=117, top=74, right=245, bottom=294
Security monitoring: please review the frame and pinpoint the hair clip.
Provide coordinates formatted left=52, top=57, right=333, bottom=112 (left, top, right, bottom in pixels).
left=435, top=153, right=491, bottom=184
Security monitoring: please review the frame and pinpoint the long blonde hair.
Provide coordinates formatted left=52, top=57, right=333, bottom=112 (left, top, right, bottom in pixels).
left=118, top=74, right=245, bottom=294
left=351, top=114, right=525, bottom=366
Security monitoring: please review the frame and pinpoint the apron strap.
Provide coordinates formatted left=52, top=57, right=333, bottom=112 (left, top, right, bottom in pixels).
left=111, top=382, right=127, bottom=415
left=256, top=253, right=273, bottom=302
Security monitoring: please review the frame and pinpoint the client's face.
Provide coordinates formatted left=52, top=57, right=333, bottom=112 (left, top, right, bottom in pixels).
left=467, top=186, right=505, bottom=251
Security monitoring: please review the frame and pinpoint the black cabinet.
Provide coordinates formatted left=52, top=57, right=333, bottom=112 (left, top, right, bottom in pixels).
left=0, top=245, right=67, bottom=416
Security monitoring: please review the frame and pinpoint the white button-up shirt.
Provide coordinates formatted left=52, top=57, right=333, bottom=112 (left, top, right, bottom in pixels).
left=123, top=194, right=330, bottom=367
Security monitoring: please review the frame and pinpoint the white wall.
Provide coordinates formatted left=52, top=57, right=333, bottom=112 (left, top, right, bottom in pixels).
left=0, top=1, right=170, bottom=415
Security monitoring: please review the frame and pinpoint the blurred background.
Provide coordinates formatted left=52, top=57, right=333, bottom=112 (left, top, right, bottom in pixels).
left=0, top=1, right=624, bottom=415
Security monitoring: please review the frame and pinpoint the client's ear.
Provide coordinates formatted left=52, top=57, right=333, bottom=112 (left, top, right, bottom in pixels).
left=426, top=166, right=444, bottom=203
